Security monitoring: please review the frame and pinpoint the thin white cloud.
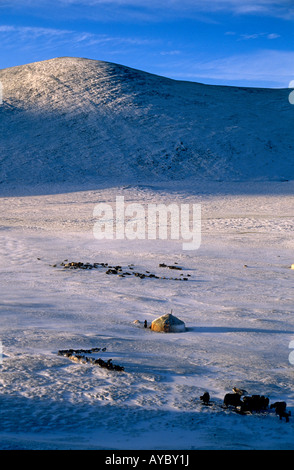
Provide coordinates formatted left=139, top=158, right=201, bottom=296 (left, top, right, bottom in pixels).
left=267, top=33, right=280, bottom=39
left=239, top=32, right=281, bottom=40
left=241, top=33, right=262, bottom=40
left=0, top=24, right=73, bottom=36
left=160, top=50, right=181, bottom=56
left=1, top=0, right=294, bottom=19
left=58, top=0, right=294, bottom=18
left=0, top=23, right=156, bottom=47
left=166, top=49, right=294, bottom=86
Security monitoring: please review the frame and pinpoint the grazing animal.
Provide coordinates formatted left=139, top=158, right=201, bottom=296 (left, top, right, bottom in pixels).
left=224, top=393, right=242, bottom=408
left=200, top=392, right=210, bottom=405
left=232, top=387, right=247, bottom=396
left=241, top=395, right=269, bottom=412
left=270, top=402, right=291, bottom=422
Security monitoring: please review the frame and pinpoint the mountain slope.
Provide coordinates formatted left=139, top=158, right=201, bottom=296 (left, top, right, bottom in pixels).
left=0, top=56, right=293, bottom=192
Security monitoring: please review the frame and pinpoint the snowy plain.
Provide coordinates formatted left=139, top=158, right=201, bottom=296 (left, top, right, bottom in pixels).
left=0, top=58, right=294, bottom=450
left=1, top=181, right=294, bottom=450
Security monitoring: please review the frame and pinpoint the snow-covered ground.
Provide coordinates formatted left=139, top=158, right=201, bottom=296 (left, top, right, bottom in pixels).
left=1, top=57, right=294, bottom=450
left=1, top=181, right=294, bottom=450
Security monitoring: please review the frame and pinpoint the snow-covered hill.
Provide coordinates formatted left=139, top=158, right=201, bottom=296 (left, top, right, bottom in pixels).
left=0, top=57, right=293, bottom=195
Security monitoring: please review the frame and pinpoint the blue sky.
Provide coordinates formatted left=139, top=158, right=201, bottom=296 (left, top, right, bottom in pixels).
left=0, top=0, right=294, bottom=87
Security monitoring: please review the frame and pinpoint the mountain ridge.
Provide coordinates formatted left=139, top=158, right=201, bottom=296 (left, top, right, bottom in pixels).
left=0, top=56, right=293, bottom=194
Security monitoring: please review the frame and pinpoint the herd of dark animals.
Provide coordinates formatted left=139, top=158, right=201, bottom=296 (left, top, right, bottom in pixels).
left=200, top=389, right=291, bottom=422
left=50, top=260, right=191, bottom=281
left=58, top=348, right=125, bottom=371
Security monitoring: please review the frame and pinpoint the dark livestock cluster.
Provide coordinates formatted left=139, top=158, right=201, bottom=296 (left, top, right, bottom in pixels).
left=58, top=347, right=125, bottom=371
left=200, top=389, right=291, bottom=422
left=50, top=260, right=191, bottom=281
